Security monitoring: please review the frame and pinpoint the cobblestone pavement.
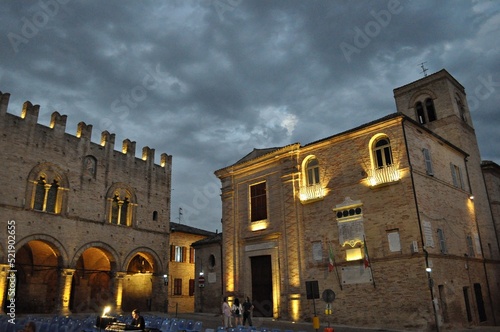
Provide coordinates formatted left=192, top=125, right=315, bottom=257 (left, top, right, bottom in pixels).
left=171, top=312, right=500, bottom=332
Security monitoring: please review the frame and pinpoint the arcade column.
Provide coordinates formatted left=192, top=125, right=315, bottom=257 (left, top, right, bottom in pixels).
left=113, top=271, right=127, bottom=314
left=57, top=268, right=75, bottom=316
left=0, top=264, right=11, bottom=314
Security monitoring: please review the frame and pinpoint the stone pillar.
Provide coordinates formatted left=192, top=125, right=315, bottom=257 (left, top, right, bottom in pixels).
left=0, top=264, right=11, bottom=314
left=57, top=268, right=75, bottom=316
left=114, top=272, right=127, bottom=314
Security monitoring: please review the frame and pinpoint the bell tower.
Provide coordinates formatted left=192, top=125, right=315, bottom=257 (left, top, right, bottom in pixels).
left=393, top=69, right=476, bottom=155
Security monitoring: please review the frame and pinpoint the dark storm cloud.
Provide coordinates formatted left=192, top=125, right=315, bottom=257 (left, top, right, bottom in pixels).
left=1, top=0, right=499, bottom=230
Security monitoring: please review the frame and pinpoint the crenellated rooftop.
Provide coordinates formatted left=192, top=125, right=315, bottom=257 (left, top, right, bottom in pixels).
left=0, top=90, right=171, bottom=168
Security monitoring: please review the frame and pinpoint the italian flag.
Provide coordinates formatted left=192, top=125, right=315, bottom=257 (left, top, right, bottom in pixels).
left=328, top=242, right=334, bottom=272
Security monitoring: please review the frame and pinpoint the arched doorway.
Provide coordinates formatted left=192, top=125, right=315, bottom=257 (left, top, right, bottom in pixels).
left=72, top=247, right=115, bottom=313
left=14, top=240, right=62, bottom=313
left=122, top=253, right=155, bottom=312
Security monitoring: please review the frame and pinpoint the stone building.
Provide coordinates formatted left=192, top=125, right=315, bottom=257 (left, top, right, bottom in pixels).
left=192, top=232, right=223, bottom=314
left=214, top=70, right=500, bottom=330
left=0, top=92, right=172, bottom=315
left=168, top=221, right=215, bottom=313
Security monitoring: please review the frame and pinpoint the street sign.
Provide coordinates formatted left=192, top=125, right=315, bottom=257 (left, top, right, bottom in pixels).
left=198, top=275, right=205, bottom=287
left=322, top=289, right=335, bottom=303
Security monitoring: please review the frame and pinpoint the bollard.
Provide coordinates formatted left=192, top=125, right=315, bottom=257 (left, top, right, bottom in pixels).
left=312, top=316, right=320, bottom=330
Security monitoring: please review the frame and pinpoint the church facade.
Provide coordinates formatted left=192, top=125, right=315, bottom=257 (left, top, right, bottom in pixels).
left=0, top=92, right=172, bottom=315
left=214, top=70, right=500, bottom=330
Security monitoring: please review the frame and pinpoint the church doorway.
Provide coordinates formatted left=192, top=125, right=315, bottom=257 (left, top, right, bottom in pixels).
left=251, top=255, right=273, bottom=317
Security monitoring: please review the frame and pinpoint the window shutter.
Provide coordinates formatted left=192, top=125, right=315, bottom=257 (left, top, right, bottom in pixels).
left=450, top=163, right=458, bottom=187
left=437, top=229, right=447, bottom=254
left=170, top=245, right=175, bottom=262
left=182, top=246, right=187, bottom=262
left=423, top=148, right=434, bottom=176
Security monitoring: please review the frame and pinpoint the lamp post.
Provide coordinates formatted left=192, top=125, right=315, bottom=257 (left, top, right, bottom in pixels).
left=423, top=248, right=440, bottom=331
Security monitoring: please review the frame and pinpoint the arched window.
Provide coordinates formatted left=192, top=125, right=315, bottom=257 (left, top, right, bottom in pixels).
left=414, top=97, right=437, bottom=124
left=373, top=137, right=393, bottom=168
left=28, top=164, right=67, bottom=214
left=415, top=101, right=425, bottom=124
left=106, top=185, right=136, bottom=227
left=306, top=158, right=320, bottom=186
left=425, top=98, right=436, bottom=122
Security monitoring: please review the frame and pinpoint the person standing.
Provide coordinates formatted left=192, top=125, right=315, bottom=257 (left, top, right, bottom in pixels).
left=222, top=297, right=232, bottom=328
left=232, top=297, right=243, bottom=326
left=242, top=297, right=254, bottom=327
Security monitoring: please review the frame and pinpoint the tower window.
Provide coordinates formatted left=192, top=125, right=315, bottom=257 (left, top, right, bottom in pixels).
left=414, top=98, right=437, bottom=124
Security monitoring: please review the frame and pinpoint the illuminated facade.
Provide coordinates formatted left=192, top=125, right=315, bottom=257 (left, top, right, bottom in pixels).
left=0, top=93, right=172, bottom=315
left=214, top=70, right=500, bottom=330
left=168, top=222, right=215, bottom=313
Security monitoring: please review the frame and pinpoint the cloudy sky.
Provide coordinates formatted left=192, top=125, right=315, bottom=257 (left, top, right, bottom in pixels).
left=1, top=0, right=499, bottom=232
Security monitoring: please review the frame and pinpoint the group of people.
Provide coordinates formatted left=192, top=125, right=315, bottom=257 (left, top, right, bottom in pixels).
left=222, top=296, right=254, bottom=328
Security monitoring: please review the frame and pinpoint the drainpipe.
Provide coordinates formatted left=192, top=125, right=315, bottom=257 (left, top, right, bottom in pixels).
left=401, top=118, right=440, bottom=331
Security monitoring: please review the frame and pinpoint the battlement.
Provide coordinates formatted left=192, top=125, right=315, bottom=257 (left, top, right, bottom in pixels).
left=0, top=90, right=172, bottom=168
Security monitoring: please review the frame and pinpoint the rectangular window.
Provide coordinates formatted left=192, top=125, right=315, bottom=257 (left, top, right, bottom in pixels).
left=423, top=148, right=434, bottom=176
left=250, top=182, right=267, bottom=222
left=437, top=228, right=447, bottom=254
left=173, top=246, right=186, bottom=263
left=189, top=279, right=195, bottom=296
left=173, top=278, right=182, bottom=295
left=466, top=235, right=475, bottom=257
left=450, top=163, right=464, bottom=189
left=189, top=247, right=195, bottom=264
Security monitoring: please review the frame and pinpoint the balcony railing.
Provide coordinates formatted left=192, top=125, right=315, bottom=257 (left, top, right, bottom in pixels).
left=367, top=164, right=400, bottom=186
left=299, top=183, right=325, bottom=203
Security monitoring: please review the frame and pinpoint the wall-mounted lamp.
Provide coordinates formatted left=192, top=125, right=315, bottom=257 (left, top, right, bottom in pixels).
left=163, top=274, right=168, bottom=286
left=425, top=267, right=432, bottom=273
left=469, top=195, right=474, bottom=200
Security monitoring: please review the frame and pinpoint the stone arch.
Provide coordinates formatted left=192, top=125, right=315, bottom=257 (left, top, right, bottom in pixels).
left=121, top=247, right=164, bottom=312
left=16, top=234, right=70, bottom=267
left=407, top=88, right=438, bottom=109
left=70, top=242, right=120, bottom=313
left=123, top=247, right=164, bottom=273
left=14, top=236, right=68, bottom=313
left=71, top=241, right=120, bottom=270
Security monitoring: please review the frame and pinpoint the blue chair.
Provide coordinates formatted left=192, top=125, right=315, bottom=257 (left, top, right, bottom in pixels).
left=169, top=320, right=179, bottom=332
left=160, top=319, right=171, bottom=331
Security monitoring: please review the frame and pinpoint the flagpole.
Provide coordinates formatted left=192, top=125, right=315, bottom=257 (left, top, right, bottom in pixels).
left=363, top=235, right=376, bottom=288
left=329, top=241, right=343, bottom=290
left=332, top=250, right=343, bottom=291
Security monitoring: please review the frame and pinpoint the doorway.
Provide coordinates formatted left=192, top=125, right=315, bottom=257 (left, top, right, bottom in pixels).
left=251, top=255, right=273, bottom=317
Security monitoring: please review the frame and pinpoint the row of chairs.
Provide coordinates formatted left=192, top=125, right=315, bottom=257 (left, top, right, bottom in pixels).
left=0, top=315, right=97, bottom=332
left=142, top=316, right=203, bottom=332
left=213, top=326, right=301, bottom=332
left=0, top=315, right=204, bottom=332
